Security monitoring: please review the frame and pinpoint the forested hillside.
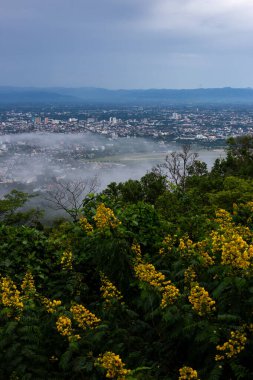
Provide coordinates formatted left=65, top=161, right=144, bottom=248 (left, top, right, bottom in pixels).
left=1, top=136, right=253, bottom=379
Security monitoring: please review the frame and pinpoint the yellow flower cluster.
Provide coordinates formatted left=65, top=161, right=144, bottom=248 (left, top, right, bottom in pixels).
left=234, top=224, right=253, bottom=241
left=100, top=273, right=123, bottom=305
left=179, top=236, right=214, bottom=267
left=215, top=330, right=247, bottom=361
left=210, top=207, right=253, bottom=270
left=184, top=267, right=197, bottom=287
left=70, top=304, right=101, bottom=330
left=211, top=231, right=224, bottom=254
left=179, top=366, right=200, bottom=380
left=21, top=271, right=36, bottom=296
left=245, top=200, right=253, bottom=212
left=134, top=262, right=165, bottom=291
left=188, top=284, right=216, bottom=316
left=131, top=242, right=142, bottom=262
left=215, top=207, right=252, bottom=240
left=56, top=314, right=81, bottom=342
left=60, top=250, right=73, bottom=270
left=179, top=236, right=195, bottom=257
left=134, top=259, right=180, bottom=307
left=93, top=203, right=120, bottom=230
left=56, top=315, right=73, bottom=337
left=96, top=351, right=130, bottom=380
left=159, top=234, right=175, bottom=255
left=215, top=209, right=233, bottom=228
left=160, top=281, right=180, bottom=308
left=79, top=216, right=93, bottom=235
left=42, top=297, right=62, bottom=313
left=195, top=241, right=214, bottom=266
left=0, top=276, right=24, bottom=311
left=221, top=233, right=252, bottom=269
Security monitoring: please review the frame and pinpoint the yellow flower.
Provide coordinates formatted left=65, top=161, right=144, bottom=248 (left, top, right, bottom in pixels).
left=96, top=351, right=130, bottom=380
left=215, top=209, right=233, bottom=228
left=188, top=284, right=216, bottom=316
left=160, top=281, right=180, bottom=308
left=21, top=271, right=36, bottom=296
left=93, top=203, right=121, bottom=229
left=79, top=216, right=93, bottom=235
left=215, top=330, right=247, bottom=361
left=56, top=315, right=80, bottom=341
left=0, top=276, right=24, bottom=311
left=134, top=262, right=165, bottom=291
left=41, top=297, right=62, bottom=314
left=131, top=242, right=142, bottom=262
left=70, top=304, right=100, bottom=330
left=210, top=231, right=224, bottom=254
left=159, top=234, right=175, bottom=255
left=245, top=201, right=253, bottom=212
left=134, top=258, right=180, bottom=307
left=179, top=235, right=195, bottom=257
left=60, top=250, right=73, bottom=270
left=179, top=366, right=200, bottom=380
left=221, top=233, right=252, bottom=269
left=56, top=315, right=73, bottom=337
left=100, top=273, right=123, bottom=305
left=184, top=267, right=197, bottom=287
left=195, top=241, right=214, bottom=266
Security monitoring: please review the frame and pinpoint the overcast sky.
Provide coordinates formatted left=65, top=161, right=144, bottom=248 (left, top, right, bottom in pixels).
left=1, top=0, right=253, bottom=89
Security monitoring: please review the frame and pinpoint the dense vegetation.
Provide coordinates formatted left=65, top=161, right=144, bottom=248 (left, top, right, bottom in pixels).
left=2, top=136, right=253, bottom=379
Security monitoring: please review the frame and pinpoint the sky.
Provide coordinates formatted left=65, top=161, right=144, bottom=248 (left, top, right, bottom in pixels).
left=1, top=0, right=253, bottom=89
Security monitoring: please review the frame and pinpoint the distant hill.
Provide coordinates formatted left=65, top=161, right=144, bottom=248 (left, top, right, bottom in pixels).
left=1, top=86, right=253, bottom=104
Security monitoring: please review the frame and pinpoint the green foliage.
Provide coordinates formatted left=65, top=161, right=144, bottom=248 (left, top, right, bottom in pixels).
left=211, top=135, right=253, bottom=178
left=3, top=139, right=253, bottom=378
left=0, top=190, right=42, bottom=226
left=102, top=172, right=167, bottom=205
left=208, top=176, right=253, bottom=210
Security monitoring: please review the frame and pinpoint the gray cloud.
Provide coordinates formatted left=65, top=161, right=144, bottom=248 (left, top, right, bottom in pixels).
left=0, top=0, right=253, bottom=88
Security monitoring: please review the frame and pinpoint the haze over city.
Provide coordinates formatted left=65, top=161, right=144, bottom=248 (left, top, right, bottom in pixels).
left=1, top=0, right=253, bottom=89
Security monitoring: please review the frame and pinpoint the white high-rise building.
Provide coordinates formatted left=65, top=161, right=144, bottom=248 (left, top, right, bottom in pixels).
left=172, top=112, right=180, bottom=120
left=109, top=117, right=117, bottom=125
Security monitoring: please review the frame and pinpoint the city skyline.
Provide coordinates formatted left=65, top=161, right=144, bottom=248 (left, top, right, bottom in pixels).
left=1, top=0, right=253, bottom=89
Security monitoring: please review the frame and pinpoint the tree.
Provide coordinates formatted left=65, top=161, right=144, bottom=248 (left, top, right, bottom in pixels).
left=157, top=145, right=199, bottom=191
left=187, top=160, right=208, bottom=177
left=140, top=171, right=167, bottom=203
left=0, top=189, right=42, bottom=226
left=45, top=177, right=100, bottom=222
left=226, top=135, right=253, bottom=162
left=211, top=136, right=253, bottom=178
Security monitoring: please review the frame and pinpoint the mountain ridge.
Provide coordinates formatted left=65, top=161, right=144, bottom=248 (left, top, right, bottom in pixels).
left=1, top=86, right=253, bottom=104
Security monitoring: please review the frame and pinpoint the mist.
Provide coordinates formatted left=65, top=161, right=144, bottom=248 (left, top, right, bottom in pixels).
left=0, top=132, right=225, bottom=217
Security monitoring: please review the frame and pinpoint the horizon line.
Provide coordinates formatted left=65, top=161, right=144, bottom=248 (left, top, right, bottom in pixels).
left=0, top=85, right=253, bottom=91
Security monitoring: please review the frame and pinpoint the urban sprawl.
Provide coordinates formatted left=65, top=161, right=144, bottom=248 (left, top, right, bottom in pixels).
left=1, top=105, right=253, bottom=142
left=0, top=105, right=251, bottom=192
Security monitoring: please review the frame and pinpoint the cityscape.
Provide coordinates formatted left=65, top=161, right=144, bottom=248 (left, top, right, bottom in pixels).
left=1, top=104, right=253, bottom=142
left=1, top=104, right=250, bottom=192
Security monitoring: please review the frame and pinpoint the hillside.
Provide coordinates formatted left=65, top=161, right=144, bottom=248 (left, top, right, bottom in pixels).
left=1, top=137, right=253, bottom=379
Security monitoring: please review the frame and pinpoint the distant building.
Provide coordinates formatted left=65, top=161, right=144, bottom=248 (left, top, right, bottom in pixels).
left=109, top=117, right=117, bottom=125
left=34, top=117, right=41, bottom=124
left=172, top=113, right=180, bottom=120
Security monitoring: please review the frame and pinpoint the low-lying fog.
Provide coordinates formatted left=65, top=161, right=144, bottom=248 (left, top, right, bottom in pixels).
left=0, top=132, right=225, bottom=218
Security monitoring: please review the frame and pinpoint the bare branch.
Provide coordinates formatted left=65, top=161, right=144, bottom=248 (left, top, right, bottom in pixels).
left=45, top=176, right=100, bottom=221
left=157, top=144, right=199, bottom=191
